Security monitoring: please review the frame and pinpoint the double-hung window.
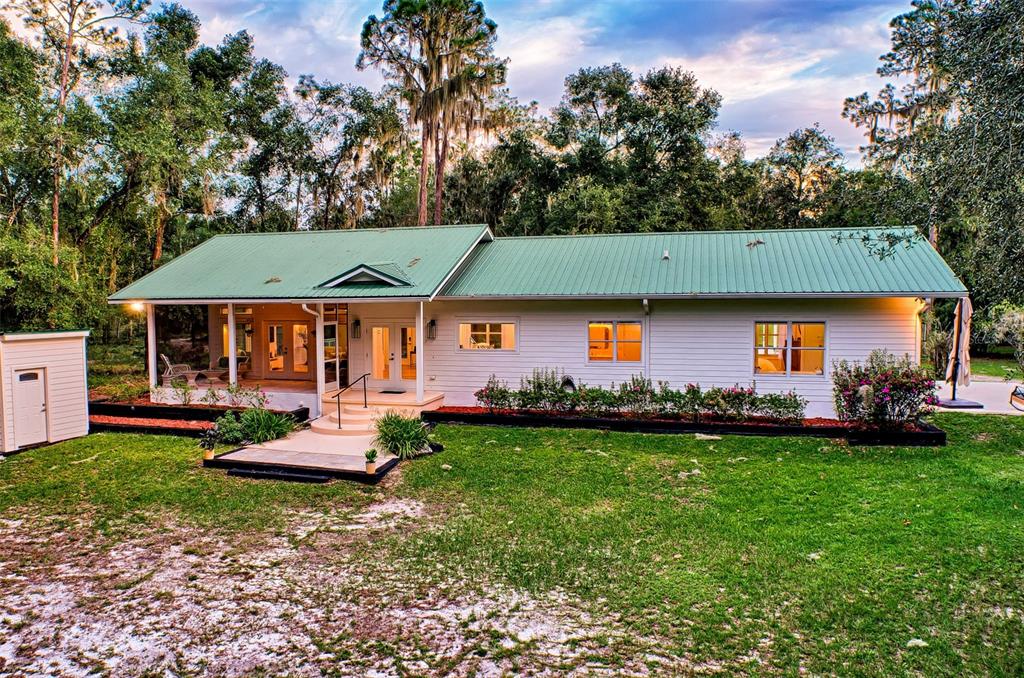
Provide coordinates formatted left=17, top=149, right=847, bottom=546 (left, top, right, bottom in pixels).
left=459, top=322, right=516, bottom=350
left=588, top=321, right=642, bottom=362
left=754, top=322, right=825, bottom=375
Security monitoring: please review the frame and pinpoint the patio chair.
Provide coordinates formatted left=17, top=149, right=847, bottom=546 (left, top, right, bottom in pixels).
left=214, top=354, right=251, bottom=381
left=1012, top=385, right=1024, bottom=412
left=160, top=354, right=204, bottom=386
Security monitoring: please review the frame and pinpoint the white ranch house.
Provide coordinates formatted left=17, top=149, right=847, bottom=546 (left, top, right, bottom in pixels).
left=110, top=225, right=966, bottom=424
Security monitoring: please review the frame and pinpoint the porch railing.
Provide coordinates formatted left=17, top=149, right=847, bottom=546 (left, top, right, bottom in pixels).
left=332, top=373, right=370, bottom=429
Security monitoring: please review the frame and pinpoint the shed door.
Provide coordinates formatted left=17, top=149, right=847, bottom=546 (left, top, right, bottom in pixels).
left=14, top=369, right=47, bottom=448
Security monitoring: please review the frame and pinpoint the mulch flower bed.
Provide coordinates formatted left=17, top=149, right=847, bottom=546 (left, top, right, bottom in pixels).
left=90, top=414, right=214, bottom=430
left=89, top=414, right=214, bottom=438
left=422, top=406, right=945, bottom=446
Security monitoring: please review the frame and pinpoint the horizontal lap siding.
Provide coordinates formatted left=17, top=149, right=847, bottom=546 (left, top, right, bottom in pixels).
left=1, top=337, right=89, bottom=451
left=648, top=298, right=920, bottom=417
left=348, top=298, right=920, bottom=418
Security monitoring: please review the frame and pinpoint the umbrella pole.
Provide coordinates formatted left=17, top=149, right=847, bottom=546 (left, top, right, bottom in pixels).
left=951, top=314, right=961, bottom=402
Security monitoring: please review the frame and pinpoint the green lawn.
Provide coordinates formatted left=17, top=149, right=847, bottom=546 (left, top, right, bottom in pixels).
left=1, top=413, right=1022, bottom=674
left=925, top=354, right=1021, bottom=380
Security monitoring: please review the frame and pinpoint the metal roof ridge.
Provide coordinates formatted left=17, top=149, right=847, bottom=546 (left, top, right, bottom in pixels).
left=487, top=226, right=920, bottom=242
left=209, top=223, right=489, bottom=238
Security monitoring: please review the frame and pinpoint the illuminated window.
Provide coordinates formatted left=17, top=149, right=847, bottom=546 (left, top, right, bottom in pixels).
left=588, top=321, right=642, bottom=362
left=459, top=322, right=516, bottom=350
left=754, top=322, right=825, bottom=375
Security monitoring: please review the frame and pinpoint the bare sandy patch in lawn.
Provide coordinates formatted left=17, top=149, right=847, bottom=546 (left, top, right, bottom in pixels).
left=0, top=498, right=699, bottom=677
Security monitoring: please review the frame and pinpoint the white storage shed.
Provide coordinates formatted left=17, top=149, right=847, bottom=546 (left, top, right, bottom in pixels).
left=0, top=330, right=90, bottom=453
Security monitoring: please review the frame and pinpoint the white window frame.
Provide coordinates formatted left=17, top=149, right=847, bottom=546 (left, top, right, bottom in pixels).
left=753, top=320, right=827, bottom=377
left=586, top=319, right=644, bottom=364
left=456, top=319, right=519, bottom=353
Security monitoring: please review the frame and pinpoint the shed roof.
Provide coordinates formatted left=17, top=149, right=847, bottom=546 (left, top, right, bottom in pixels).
left=109, top=224, right=491, bottom=302
left=439, top=227, right=966, bottom=299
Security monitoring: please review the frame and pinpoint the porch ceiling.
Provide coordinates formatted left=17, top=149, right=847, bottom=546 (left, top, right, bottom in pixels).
left=109, top=224, right=491, bottom=303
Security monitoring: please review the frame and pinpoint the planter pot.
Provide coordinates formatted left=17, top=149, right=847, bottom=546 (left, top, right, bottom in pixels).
left=203, top=449, right=216, bottom=461
left=365, top=462, right=377, bottom=474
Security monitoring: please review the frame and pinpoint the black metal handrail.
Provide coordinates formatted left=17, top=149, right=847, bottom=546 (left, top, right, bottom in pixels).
left=332, top=373, right=370, bottom=429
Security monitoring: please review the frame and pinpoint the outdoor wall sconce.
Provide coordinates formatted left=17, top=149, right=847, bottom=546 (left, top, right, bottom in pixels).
left=427, top=319, right=437, bottom=340
left=351, top=318, right=361, bottom=339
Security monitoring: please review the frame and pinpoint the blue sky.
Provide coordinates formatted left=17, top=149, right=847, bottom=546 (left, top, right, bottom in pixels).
left=188, top=0, right=905, bottom=163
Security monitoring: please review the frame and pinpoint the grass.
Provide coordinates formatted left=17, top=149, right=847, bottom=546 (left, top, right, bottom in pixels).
left=0, top=433, right=366, bottom=533
left=88, top=341, right=149, bottom=401
left=925, top=346, right=1022, bottom=381
left=1, top=413, right=1022, bottom=673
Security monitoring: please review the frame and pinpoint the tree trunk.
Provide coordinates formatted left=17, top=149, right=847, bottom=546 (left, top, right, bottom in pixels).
left=434, top=122, right=449, bottom=225
left=51, top=1, right=79, bottom=266
left=153, top=190, right=168, bottom=264
left=294, top=173, right=302, bottom=230
left=417, top=121, right=431, bottom=226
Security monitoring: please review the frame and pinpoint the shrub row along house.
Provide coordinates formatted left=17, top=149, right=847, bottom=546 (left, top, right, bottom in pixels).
left=110, top=224, right=966, bottom=423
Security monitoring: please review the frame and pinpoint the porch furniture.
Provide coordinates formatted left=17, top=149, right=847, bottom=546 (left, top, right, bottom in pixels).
left=161, top=354, right=222, bottom=386
left=216, top=353, right=250, bottom=376
left=1012, top=385, right=1024, bottom=412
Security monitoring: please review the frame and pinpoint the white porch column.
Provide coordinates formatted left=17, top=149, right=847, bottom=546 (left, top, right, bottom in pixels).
left=227, top=303, right=238, bottom=385
left=314, top=303, right=325, bottom=419
left=416, top=301, right=425, bottom=403
left=146, top=303, right=158, bottom=389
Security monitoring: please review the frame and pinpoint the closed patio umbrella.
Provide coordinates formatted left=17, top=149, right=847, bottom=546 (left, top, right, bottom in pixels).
left=939, top=296, right=983, bottom=408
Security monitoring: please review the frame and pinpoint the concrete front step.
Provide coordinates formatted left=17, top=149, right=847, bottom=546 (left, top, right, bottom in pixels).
left=310, top=416, right=376, bottom=437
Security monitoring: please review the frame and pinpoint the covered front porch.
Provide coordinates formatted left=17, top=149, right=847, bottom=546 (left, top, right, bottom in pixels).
left=140, top=300, right=442, bottom=419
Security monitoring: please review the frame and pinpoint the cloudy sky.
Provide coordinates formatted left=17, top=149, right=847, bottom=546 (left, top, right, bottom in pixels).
left=21, top=0, right=910, bottom=164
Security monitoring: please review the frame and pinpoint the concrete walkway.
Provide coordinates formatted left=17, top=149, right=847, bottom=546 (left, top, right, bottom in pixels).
left=936, top=379, right=1023, bottom=415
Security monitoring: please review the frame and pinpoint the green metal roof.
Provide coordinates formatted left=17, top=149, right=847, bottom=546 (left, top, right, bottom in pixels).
left=110, top=224, right=490, bottom=302
left=111, top=225, right=966, bottom=303
left=439, top=227, right=967, bottom=298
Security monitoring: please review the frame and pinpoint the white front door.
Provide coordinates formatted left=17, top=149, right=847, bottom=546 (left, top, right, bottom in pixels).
left=14, top=369, right=47, bottom=448
left=368, top=323, right=416, bottom=391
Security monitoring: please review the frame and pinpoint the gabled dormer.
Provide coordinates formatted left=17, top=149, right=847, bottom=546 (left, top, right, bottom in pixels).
left=318, top=261, right=413, bottom=288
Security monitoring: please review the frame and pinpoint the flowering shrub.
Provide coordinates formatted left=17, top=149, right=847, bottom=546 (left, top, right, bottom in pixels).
left=618, top=375, right=658, bottom=416
left=473, top=374, right=808, bottom=424
left=833, top=350, right=937, bottom=428
left=474, top=374, right=514, bottom=413
left=577, top=385, right=620, bottom=416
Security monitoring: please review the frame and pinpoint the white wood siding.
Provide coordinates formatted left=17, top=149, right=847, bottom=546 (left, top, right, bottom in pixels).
left=347, top=297, right=920, bottom=418
left=0, top=334, right=90, bottom=452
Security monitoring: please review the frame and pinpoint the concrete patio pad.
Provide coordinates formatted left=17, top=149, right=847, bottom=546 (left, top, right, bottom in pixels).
left=937, top=379, right=1023, bottom=415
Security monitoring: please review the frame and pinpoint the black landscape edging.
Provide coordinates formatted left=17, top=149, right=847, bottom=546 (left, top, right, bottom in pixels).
left=89, top=422, right=209, bottom=438
left=420, top=410, right=946, bottom=446
left=89, top=401, right=310, bottom=423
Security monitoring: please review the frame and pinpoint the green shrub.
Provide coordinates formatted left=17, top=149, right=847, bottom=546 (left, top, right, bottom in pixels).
left=617, top=375, right=657, bottom=416
left=833, top=350, right=937, bottom=428
left=170, top=379, right=195, bottom=405
left=515, top=368, right=576, bottom=412
left=474, top=374, right=515, bottom=412
left=213, top=412, right=246, bottom=445
left=755, top=391, right=808, bottom=424
left=374, top=411, right=431, bottom=460
left=678, top=383, right=704, bottom=422
left=576, top=384, right=620, bottom=416
left=239, top=408, right=294, bottom=444
left=719, top=385, right=758, bottom=421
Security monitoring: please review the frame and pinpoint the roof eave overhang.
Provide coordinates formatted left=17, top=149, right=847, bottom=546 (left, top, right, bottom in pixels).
left=435, top=291, right=968, bottom=301
left=108, top=296, right=432, bottom=305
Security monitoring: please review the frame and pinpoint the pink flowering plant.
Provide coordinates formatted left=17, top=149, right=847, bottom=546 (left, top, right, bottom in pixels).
left=832, top=350, right=937, bottom=429
left=474, top=374, right=514, bottom=413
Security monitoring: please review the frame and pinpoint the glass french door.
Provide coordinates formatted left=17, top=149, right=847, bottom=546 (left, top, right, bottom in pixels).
left=265, top=321, right=310, bottom=379
left=368, top=323, right=416, bottom=390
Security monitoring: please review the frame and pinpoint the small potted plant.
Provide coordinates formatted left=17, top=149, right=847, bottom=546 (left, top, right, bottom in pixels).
left=365, top=448, right=378, bottom=474
left=199, top=428, right=218, bottom=461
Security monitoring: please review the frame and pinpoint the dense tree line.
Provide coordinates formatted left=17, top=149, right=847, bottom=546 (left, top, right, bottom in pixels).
left=0, top=0, right=1020, bottom=336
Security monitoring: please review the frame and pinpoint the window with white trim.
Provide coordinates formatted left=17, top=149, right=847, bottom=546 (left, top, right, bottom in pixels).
left=588, top=321, right=642, bottom=362
left=754, top=321, right=825, bottom=375
left=459, top=322, right=516, bottom=350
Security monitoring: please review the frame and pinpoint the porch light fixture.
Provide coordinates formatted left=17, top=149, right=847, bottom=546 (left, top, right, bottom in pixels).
left=427, top=319, right=437, bottom=340
left=128, top=302, right=145, bottom=313
left=351, top=318, right=361, bottom=339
